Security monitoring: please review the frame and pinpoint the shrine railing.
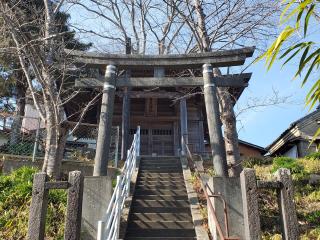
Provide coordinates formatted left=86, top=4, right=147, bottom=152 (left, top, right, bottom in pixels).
left=97, top=127, right=140, bottom=240
left=182, top=138, right=238, bottom=240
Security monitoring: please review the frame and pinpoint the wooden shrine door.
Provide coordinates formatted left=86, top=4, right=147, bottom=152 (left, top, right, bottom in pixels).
left=132, top=123, right=174, bottom=156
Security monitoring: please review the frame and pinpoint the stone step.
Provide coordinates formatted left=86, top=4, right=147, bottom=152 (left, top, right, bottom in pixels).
left=140, top=156, right=180, bottom=161
left=140, top=164, right=181, bottom=169
left=138, top=174, right=184, bottom=178
left=137, top=181, right=185, bottom=186
left=135, top=189, right=187, bottom=196
left=125, top=229, right=196, bottom=238
left=131, top=206, right=191, bottom=213
left=130, top=212, right=193, bottom=222
left=140, top=169, right=182, bottom=173
left=125, top=237, right=196, bottom=240
left=139, top=172, right=183, bottom=177
left=133, top=195, right=188, bottom=201
left=139, top=160, right=180, bottom=164
left=124, top=156, right=195, bottom=240
left=137, top=177, right=185, bottom=183
left=140, top=159, right=180, bottom=164
left=127, top=220, right=194, bottom=229
left=132, top=199, right=190, bottom=208
left=136, top=185, right=186, bottom=191
left=136, top=182, right=185, bottom=190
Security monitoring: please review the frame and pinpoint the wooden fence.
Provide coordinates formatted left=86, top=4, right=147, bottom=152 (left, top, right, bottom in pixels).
left=240, top=168, right=299, bottom=240
left=27, top=171, right=84, bottom=240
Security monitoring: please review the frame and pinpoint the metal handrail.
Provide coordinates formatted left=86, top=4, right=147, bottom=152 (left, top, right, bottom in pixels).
left=182, top=138, right=238, bottom=240
left=97, top=126, right=140, bottom=240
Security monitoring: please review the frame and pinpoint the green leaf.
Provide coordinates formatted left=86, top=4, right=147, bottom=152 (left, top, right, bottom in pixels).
left=306, top=79, right=320, bottom=109
left=282, top=47, right=303, bottom=66
left=311, top=127, right=320, bottom=143
left=280, top=0, right=297, bottom=23
left=299, top=47, right=320, bottom=73
left=304, top=4, right=315, bottom=36
left=281, top=0, right=313, bottom=24
left=274, top=26, right=295, bottom=50
left=300, top=55, right=320, bottom=86
left=280, top=42, right=305, bottom=59
left=298, top=45, right=311, bottom=73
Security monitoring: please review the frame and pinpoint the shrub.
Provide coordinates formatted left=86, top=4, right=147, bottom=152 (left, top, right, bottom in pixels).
left=298, top=158, right=320, bottom=174
left=242, top=157, right=272, bottom=168
left=300, top=227, right=320, bottom=240
left=0, top=166, right=67, bottom=240
left=305, top=151, right=320, bottom=160
left=305, top=210, right=320, bottom=225
left=271, top=157, right=304, bottom=175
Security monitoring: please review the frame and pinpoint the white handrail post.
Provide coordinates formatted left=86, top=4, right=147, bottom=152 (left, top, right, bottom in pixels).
left=126, top=149, right=131, bottom=197
left=115, top=126, right=120, bottom=168
left=116, top=175, right=122, bottom=239
left=97, top=220, right=105, bottom=240
left=137, top=126, right=141, bottom=157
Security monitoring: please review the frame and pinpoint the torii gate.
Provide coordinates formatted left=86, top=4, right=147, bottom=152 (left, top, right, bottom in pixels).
left=68, top=47, right=255, bottom=177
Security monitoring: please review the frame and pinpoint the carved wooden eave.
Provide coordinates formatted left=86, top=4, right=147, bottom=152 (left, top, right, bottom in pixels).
left=65, top=47, right=255, bottom=69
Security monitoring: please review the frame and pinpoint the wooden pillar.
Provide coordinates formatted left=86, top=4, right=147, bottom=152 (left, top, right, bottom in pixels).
left=173, top=121, right=179, bottom=156
left=202, top=63, right=227, bottom=177
left=121, top=75, right=131, bottom=161
left=64, top=171, right=84, bottom=240
left=240, top=169, right=261, bottom=240
left=93, top=65, right=117, bottom=176
left=198, top=105, right=205, bottom=153
left=121, top=37, right=132, bottom=161
left=27, top=173, right=48, bottom=240
left=276, top=169, right=299, bottom=240
left=180, top=98, right=188, bottom=156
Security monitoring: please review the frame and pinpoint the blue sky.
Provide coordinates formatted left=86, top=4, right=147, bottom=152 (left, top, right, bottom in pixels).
left=236, top=58, right=314, bottom=148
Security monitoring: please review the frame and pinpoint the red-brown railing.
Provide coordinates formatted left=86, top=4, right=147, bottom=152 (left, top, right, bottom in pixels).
left=183, top=138, right=239, bottom=240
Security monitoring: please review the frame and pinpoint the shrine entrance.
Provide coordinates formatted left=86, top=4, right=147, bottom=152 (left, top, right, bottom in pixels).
left=68, top=46, right=255, bottom=176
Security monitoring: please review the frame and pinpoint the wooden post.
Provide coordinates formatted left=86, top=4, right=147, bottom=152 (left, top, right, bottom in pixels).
left=202, top=63, right=227, bottom=176
left=94, top=65, right=117, bottom=176
left=180, top=98, right=188, bottom=156
left=27, top=173, right=48, bottom=240
left=64, top=171, right=84, bottom=240
left=240, top=169, right=261, bottom=240
left=121, top=80, right=131, bottom=161
left=121, top=38, right=132, bottom=161
left=276, top=169, right=299, bottom=240
left=173, top=121, right=179, bottom=156
left=198, top=105, right=205, bottom=153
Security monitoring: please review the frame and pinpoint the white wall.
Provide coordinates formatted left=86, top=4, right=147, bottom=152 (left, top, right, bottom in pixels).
left=284, top=145, right=298, bottom=158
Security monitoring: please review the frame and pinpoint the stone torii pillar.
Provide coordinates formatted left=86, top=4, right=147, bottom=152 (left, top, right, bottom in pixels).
left=203, top=64, right=228, bottom=177
left=93, top=65, right=117, bottom=176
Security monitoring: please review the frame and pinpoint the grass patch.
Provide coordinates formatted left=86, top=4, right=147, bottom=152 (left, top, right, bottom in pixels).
left=0, top=167, right=67, bottom=240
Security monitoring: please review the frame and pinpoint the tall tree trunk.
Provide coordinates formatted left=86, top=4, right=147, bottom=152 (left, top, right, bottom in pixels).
left=41, top=107, right=67, bottom=179
left=41, top=66, right=66, bottom=179
left=10, top=71, right=26, bottom=144
left=214, top=69, right=242, bottom=177
left=194, top=0, right=241, bottom=177
left=55, top=126, right=68, bottom=179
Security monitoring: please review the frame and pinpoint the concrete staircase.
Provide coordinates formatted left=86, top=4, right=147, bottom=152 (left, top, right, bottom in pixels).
left=124, top=156, right=197, bottom=240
